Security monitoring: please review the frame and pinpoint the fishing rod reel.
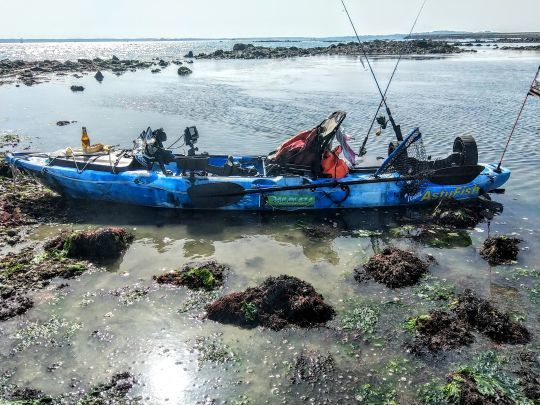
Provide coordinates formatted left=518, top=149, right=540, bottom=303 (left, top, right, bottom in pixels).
left=184, top=126, right=199, bottom=156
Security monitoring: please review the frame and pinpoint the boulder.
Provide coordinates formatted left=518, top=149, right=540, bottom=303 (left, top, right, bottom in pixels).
left=177, top=66, right=192, bottom=75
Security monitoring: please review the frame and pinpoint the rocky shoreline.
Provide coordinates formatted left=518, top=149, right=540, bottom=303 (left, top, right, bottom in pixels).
left=0, top=56, right=191, bottom=86
left=195, top=39, right=468, bottom=60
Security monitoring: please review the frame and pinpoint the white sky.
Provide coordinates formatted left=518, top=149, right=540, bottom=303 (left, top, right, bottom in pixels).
left=0, top=0, right=539, bottom=39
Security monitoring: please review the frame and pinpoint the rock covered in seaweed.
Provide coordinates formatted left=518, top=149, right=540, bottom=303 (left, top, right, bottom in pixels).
left=446, top=370, right=513, bottom=405
left=431, top=198, right=494, bottom=228
left=408, top=289, right=530, bottom=353
left=480, top=235, right=521, bottom=265
left=453, top=289, right=530, bottom=344
left=354, top=247, right=432, bottom=288
left=44, top=227, right=134, bottom=262
left=153, top=260, right=226, bottom=290
left=206, top=275, right=335, bottom=330
left=196, top=39, right=466, bottom=60
left=410, top=310, right=474, bottom=353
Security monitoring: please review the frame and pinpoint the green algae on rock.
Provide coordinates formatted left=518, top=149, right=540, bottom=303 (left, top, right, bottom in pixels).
left=45, top=227, right=134, bottom=262
left=0, top=241, right=92, bottom=321
left=154, top=260, right=227, bottom=290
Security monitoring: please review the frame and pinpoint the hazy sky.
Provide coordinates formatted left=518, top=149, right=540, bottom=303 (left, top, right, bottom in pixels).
left=1, top=0, right=539, bottom=39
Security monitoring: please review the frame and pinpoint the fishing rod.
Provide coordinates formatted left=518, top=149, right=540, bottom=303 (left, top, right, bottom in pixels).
left=340, top=0, right=403, bottom=143
left=496, top=65, right=540, bottom=172
left=358, top=0, right=428, bottom=156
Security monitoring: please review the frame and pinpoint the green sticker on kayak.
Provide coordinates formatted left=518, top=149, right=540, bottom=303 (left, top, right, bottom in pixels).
left=266, top=195, right=316, bottom=207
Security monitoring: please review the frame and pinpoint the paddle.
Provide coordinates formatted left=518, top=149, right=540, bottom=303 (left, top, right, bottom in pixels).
left=187, top=165, right=486, bottom=208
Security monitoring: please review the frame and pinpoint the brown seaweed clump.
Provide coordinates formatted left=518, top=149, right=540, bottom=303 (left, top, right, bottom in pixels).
left=354, top=247, right=431, bottom=288
left=45, top=227, right=134, bottom=262
left=479, top=235, right=521, bottom=265
left=153, top=260, right=226, bottom=290
left=206, top=275, right=335, bottom=330
left=411, top=310, right=474, bottom=353
left=453, top=289, right=530, bottom=344
left=409, top=289, right=530, bottom=353
left=431, top=198, right=494, bottom=229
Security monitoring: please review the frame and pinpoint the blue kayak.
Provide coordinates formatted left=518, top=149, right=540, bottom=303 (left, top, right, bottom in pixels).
left=5, top=112, right=510, bottom=211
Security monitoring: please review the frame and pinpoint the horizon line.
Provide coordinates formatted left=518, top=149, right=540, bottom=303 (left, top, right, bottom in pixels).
left=1, top=30, right=539, bottom=43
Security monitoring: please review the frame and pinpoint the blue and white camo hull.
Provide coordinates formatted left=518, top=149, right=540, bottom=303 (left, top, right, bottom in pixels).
left=6, top=152, right=510, bottom=211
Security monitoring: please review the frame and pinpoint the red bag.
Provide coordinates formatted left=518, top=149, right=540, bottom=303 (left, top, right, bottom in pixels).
left=321, top=146, right=349, bottom=179
left=271, top=128, right=320, bottom=168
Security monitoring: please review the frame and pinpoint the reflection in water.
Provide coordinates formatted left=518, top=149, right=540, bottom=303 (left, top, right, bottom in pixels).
left=183, top=239, right=216, bottom=259
left=145, top=356, right=192, bottom=403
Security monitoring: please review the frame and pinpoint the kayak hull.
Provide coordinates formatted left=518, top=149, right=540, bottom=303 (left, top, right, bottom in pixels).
left=6, top=153, right=510, bottom=211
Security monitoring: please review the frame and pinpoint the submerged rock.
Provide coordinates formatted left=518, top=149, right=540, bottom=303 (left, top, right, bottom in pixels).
left=480, top=235, right=521, bottom=265
left=2, top=386, right=51, bottom=402
left=177, top=66, right=192, bottom=75
left=0, top=290, right=33, bottom=321
left=56, top=120, right=76, bottom=126
left=432, top=199, right=482, bottom=228
left=153, top=260, right=226, bottom=290
left=301, top=224, right=342, bottom=240
left=206, top=275, right=335, bottom=330
left=45, top=227, right=134, bottom=262
left=291, top=351, right=335, bottom=384
left=354, top=247, right=432, bottom=288
left=80, top=372, right=136, bottom=403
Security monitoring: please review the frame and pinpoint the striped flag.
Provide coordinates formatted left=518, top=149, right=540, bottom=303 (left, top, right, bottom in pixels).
left=529, top=70, right=540, bottom=97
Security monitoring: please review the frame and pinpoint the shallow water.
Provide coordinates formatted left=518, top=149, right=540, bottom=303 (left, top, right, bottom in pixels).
left=0, top=43, right=540, bottom=403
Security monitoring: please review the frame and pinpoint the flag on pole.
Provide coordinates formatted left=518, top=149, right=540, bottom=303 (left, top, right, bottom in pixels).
left=529, top=69, right=540, bottom=97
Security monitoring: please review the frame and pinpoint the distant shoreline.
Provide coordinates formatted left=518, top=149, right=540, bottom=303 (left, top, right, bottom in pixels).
left=1, top=31, right=539, bottom=44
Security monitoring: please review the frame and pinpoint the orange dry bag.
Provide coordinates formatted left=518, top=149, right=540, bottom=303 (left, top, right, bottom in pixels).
left=321, top=146, right=349, bottom=179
